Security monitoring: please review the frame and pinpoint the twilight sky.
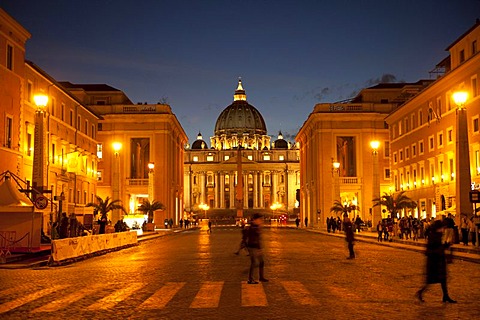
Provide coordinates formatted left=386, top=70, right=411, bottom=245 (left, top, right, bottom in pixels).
left=2, top=0, right=480, bottom=145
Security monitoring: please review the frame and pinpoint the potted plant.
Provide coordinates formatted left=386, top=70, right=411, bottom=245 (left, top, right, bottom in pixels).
left=137, top=199, right=165, bottom=231
left=86, top=195, right=127, bottom=234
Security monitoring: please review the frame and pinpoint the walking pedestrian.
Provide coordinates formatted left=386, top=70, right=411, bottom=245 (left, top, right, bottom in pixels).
left=207, top=220, right=212, bottom=233
left=246, top=213, right=268, bottom=284
left=460, top=214, right=469, bottom=245
left=343, top=214, right=355, bottom=259
left=376, top=220, right=383, bottom=242
left=304, top=217, right=308, bottom=228
left=295, top=217, right=300, bottom=228
left=443, top=213, right=455, bottom=245
left=416, top=220, right=456, bottom=303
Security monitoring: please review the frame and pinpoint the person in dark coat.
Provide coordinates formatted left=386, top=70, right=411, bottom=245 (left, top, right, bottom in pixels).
left=246, top=213, right=268, bottom=284
left=98, top=214, right=107, bottom=234
left=416, top=220, right=456, bottom=303
left=58, top=212, right=69, bottom=239
left=304, top=217, right=308, bottom=228
left=343, top=215, right=355, bottom=259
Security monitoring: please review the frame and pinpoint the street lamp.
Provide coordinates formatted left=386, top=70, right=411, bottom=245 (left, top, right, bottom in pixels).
left=112, top=141, right=122, bottom=224
left=199, top=203, right=209, bottom=219
left=453, top=91, right=471, bottom=226
left=370, top=140, right=381, bottom=229
left=148, top=162, right=155, bottom=202
left=32, top=93, right=49, bottom=198
left=332, top=159, right=341, bottom=203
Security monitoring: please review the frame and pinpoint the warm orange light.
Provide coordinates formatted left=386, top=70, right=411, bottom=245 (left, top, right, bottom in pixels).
left=452, top=91, right=468, bottom=107
left=112, top=142, right=122, bottom=153
left=333, top=161, right=340, bottom=169
left=33, top=94, right=48, bottom=109
left=148, top=162, right=155, bottom=170
left=370, top=140, right=380, bottom=150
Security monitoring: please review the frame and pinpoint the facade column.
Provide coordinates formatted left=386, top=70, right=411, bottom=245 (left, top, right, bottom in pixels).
left=220, top=172, right=225, bottom=208
left=214, top=171, right=220, bottom=208
left=229, top=171, right=235, bottom=208
left=253, top=172, right=259, bottom=208
left=200, top=172, right=206, bottom=204
left=272, top=171, right=278, bottom=202
left=243, top=173, right=248, bottom=208
left=259, top=172, right=263, bottom=208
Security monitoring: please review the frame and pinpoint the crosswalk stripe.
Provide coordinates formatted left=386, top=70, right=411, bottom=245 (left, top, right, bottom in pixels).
left=86, top=283, right=144, bottom=310
left=190, top=281, right=223, bottom=308
left=241, top=282, right=268, bottom=307
left=0, top=286, right=24, bottom=297
left=281, top=281, right=319, bottom=306
left=32, top=285, right=104, bottom=313
left=139, top=282, right=186, bottom=309
left=0, top=285, right=67, bottom=314
left=328, top=285, right=361, bottom=300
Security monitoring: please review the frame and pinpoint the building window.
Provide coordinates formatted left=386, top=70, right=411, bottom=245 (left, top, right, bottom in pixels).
left=84, top=120, right=88, bottom=135
left=279, top=155, right=285, bottom=161
left=460, top=49, right=465, bottom=63
left=472, top=76, right=478, bottom=98
left=263, top=154, right=271, bottom=161
left=412, top=143, right=416, bottom=157
left=51, top=143, right=56, bottom=164
left=27, top=82, right=32, bottom=103
left=473, top=40, right=478, bottom=55
left=51, top=98, right=55, bottom=117
left=385, top=168, right=391, bottom=179
left=430, top=136, right=436, bottom=150
left=5, top=116, right=13, bottom=148
left=91, top=124, right=95, bottom=139
left=420, top=167, right=425, bottom=185
left=77, top=115, right=81, bottom=130
left=61, top=104, right=65, bottom=121
left=447, top=128, right=454, bottom=143
left=449, top=158, right=454, bottom=180
left=97, top=170, right=103, bottom=182
left=418, top=110, right=423, bottom=126
left=206, top=155, right=214, bottom=161
left=247, top=155, right=253, bottom=160
left=404, top=117, right=409, bottom=133
left=474, top=117, right=479, bottom=133
left=436, top=97, right=442, bottom=118
left=476, top=150, right=480, bottom=176
left=411, top=113, right=416, bottom=129
left=69, top=110, right=73, bottom=126
left=393, top=152, right=397, bottom=164
left=413, top=169, right=417, bottom=188
left=405, top=147, right=409, bottom=160
left=438, top=132, right=443, bottom=147
left=419, top=140, right=424, bottom=154
left=193, top=156, right=199, bottom=162
left=97, top=143, right=103, bottom=159
left=27, top=132, right=32, bottom=156
left=224, top=155, right=229, bottom=161
left=6, top=44, right=13, bottom=70
left=399, top=150, right=403, bottom=162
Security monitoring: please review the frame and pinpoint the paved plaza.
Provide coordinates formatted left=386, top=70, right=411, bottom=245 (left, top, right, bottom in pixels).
left=0, top=227, right=479, bottom=319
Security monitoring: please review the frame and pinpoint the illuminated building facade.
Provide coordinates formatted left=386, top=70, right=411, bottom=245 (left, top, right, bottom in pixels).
left=0, top=9, right=100, bottom=233
left=184, top=80, right=300, bottom=218
left=297, top=82, right=431, bottom=227
left=385, top=20, right=480, bottom=221
left=62, top=83, right=188, bottom=226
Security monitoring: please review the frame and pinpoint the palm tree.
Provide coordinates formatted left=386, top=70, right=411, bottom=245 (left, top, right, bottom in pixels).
left=330, top=200, right=359, bottom=218
left=372, top=191, right=417, bottom=220
left=86, top=195, right=127, bottom=220
left=137, top=199, right=165, bottom=223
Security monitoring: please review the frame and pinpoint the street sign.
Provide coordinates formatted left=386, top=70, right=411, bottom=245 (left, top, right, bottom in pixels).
left=34, top=195, right=48, bottom=209
left=469, top=190, right=480, bottom=203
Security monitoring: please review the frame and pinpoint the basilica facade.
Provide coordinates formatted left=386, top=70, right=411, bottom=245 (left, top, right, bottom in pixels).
left=184, top=80, right=300, bottom=218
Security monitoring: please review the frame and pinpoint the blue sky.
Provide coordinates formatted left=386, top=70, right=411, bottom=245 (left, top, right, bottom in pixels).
left=2, top=0, right=480, bottom=144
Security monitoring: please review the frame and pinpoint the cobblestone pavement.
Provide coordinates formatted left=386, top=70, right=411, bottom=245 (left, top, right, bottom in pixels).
left=0, top=226, right=479, bottom=320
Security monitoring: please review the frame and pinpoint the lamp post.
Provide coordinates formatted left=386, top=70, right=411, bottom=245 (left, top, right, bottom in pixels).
left=32, top=93, right=48, bottom=198
left=148, top=162, right=155, bottom=202
left=332, top=160, right=341, bottom=203
left=453, top=91, right=471, bottom=226
left=370, top=140, right=381, bottom=228
left=112, top=142, right=122, bottom=224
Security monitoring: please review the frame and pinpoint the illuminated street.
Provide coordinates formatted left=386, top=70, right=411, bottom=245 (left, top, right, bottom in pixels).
left=0, top=227, right=479, bottom=319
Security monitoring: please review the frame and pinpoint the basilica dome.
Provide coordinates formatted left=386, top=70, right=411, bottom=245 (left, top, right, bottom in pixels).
left=214, top=80, right=267, bottom=136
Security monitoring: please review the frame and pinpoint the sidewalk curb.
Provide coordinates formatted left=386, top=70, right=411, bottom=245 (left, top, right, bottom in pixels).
left=299, top=226, right=480, bottom=264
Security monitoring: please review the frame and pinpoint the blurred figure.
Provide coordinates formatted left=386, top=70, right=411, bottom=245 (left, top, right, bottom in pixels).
left=443, top=213, right=455, bottom=245
left=416, top=220, right=456, bottom=303
left=376, top=220, right=383, bottom=242
left=460, top=214, right=469, bottom=246
left=343, top=214, right=355, bottom=259
left=246, top=213, right=268, bottom=284
left=59, top=212, right=69, bottom=239
left=234, top=220, right=249, bottom=255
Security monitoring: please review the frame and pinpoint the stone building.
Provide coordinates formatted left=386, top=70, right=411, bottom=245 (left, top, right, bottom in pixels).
left=184, top=80, right=300, bottom=219
left=296, top=81, right=431, bottom=228
left=385, top=20, right=480, bottom=222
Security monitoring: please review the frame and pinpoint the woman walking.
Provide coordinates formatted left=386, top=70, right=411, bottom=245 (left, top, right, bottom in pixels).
left=416, top=220, right=456, bottom=303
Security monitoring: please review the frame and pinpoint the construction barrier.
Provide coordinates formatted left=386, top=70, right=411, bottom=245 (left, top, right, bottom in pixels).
left=51, top=231, right=137, bottom=262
